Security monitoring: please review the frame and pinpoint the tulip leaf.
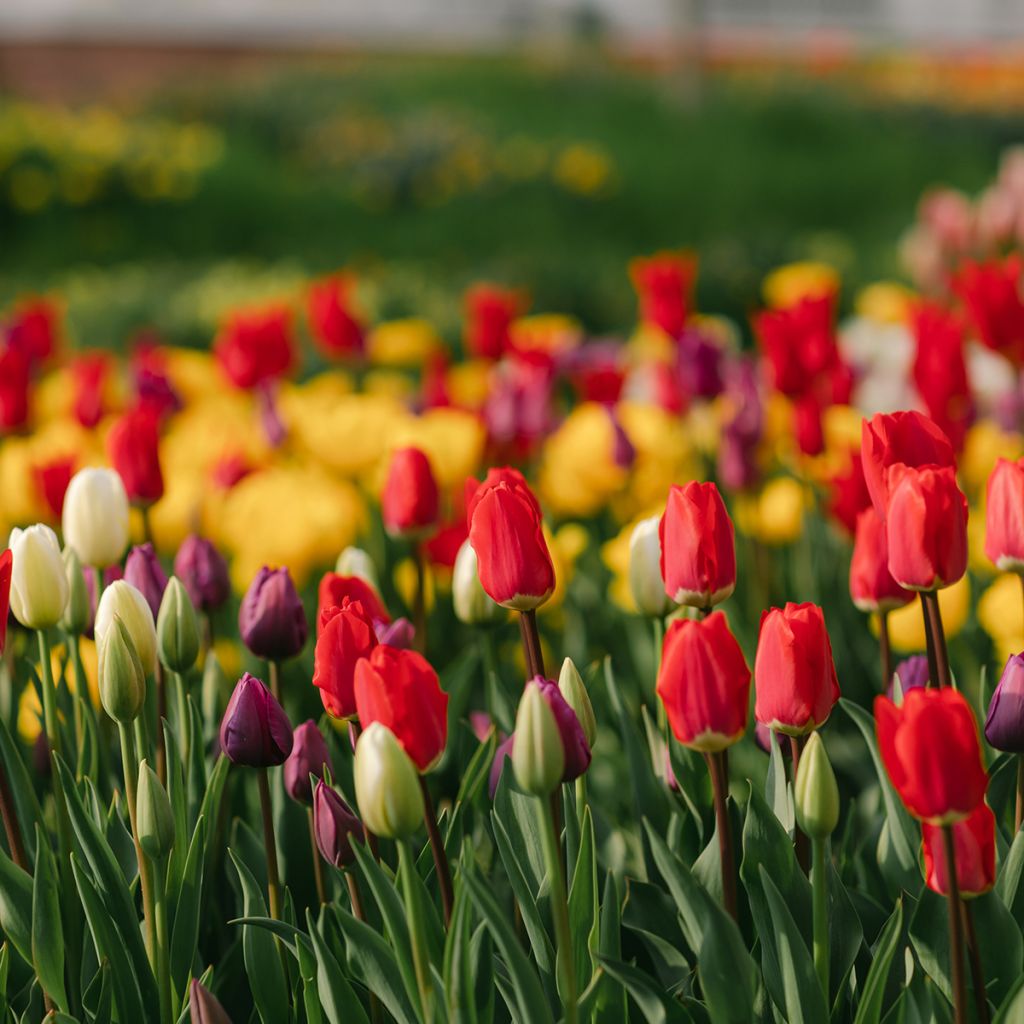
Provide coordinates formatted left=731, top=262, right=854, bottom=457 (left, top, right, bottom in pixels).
left=31, top=825, right=66, bottom=1013
left=852, top=898, right=903, bottom=1024
left=168, top=815, right=206, bottom=992
left=442, top=883, right=477, bottom=1024
left=306, top=907, right=370, bottom=1024
left=492, top=766, right=544, bottom=893
left=826, top=861, right=864, bottom=1015
left=568, top=806, right=599, bottom=994
left=0, top=846, right=33, bottom=968
left=995, top=974, right=1024, bottom=1023
left=997, top=828, right=1024, bottom=917
left=764, top=729, right=794, bottom=834
left=622, top=879, right=691, bottom=984
left=444, top=727, right=497, bottom=848
left=596, top=872, right=628, bottom=1023
left=295, top=930, right=323, bottom=1024
left=81, top=959, right=112, bottom=1024
left=198, top=755, right=229, bottom=871
left=0, top=716, right=41, bottom=867
left=967, top=890, right=1023, bottom=1006
left=162, top=720, right=189, bottom=894
left=595, top=956, right=691, bottom=1024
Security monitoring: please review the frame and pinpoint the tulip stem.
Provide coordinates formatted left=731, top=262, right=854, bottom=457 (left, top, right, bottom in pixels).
left=307, top=808, right=327, bottom=904
left=173, top=670, right=190, bottom=767
left=413, top=543, right=428, bottom=656
left=920, top=591, right=951, bottom=689
left=519, top=610, right=545, bottom=679
left=942, top=824, right=969, bottom=1024
left=399, top=840, right=435, bottom=1024
left=36, top=630, right=61, bottom=758
left=704, top=750, right=737, bottom=920
left=154, top=661, right=167, bottom=787
left=535, top=794, right=577, bottom=1024
left=878, top=611, right=892, bottom=690
left=419, top=777, right=454, bottom=926
left=811, top=836, right=829, bottom=1002
left=140, top=504, right=154, bottom=546
left=152, top=856, right=173, bottom=1024
left=789, top=736, right=810, bottom=873
left=257, top=769, right=283, bottom=921
left=268, top=660, right=281, bottom=703
left=652, top=617, right=667, bottom=735
left=961, top=900, right=990, bottom=1024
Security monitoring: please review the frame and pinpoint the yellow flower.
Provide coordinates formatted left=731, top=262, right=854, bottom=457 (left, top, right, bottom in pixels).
left=388, top=408, right=485, bottom=490
left=367, top=319, right=442, bottom=367
left=887, top=576, right=971, bottom=653
left=978, top=573, right=1024, bottom=662
left=961, top=419, right=1024, bottom=496
left=394, top=558, right=436, bottom=614
left=751, top=477, right=808, bottom=546
left=162, top=347, right=232, bottom=403
left=18, top=638, right=99, bottom=744
left=854, top=281, right=915, bottom=325
left=627, top=323, right=675, bottom=364
left=446, top=361, right=492, bottom=410
left=509, top=314, right=581, bottom=360
left=762, top=262, right=839, bottom=310
left=552, top=144, right=614, bottom=196
left=538, top=523, right=589, bottom=615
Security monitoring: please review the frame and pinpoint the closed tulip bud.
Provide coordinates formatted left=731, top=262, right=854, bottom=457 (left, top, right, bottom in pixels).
left=0, top=549, right=10, bottom=656
left=124, top=544, right=168, bottom=620
left=452, top=540, right=503, bottom=625
left=137, top=758, right=174, bottom=860
left=375, top=617, right=415, bottom=649
left=8, top=524, right=68, bottom=630
left=335, top=546, right=379, bottom=590
left=889, top=654, right=930, bottom=701
left=984, top=653, right=1024, bottom=752
left=189, top=979, right=233, bottom=1024
left=284, top=720, right=333, bottom=804
left=794, top=732, right=839, bottom=839
left=533, top=676, right=591, bottom=781
left=96, top=580, right=157, bottom=677
left=99, top=615, right=146, bottom=723
left=849, top=508, right=913, bottom=613
left=353, top=722, right=424, bottom=839
left=876, top=687, right=987, bottom=823
left=985, top=457, right=1024, bottom=572
left=657, top=611, right=751, bottom=752
left=922, top=803, right=996, bottom=899
left=511, top=682, right=565, bottom=796
left=659, top=481, right=736, bottom=609
left=173, top=534, right=230, bottom=612
left=628, top=515, right=672, bottom=617
left=558, top=657, right=597, bottom=749
left=59, top=546, right=91, bottom=635
left=317, top=572, right=390, bottom=635
left=381, top=446, right=440, bottom=538
left=313, top=779, right=364, bottom=867
left=157, top=577, right=200, bottom=674
left=239, top=566, right=308, bottom=661
left=313, top=599, right=377, bottom=721
left=62, top=467, right=130, bottom=569
left=219, top=673, right=293, bottom=768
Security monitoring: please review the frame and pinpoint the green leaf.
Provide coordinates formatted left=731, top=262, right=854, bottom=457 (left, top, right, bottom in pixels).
left=442, top=883, right=477, bottom=1024
left=162, top=721, right=189, bottom=895
left=198, top=756, right=229, bottom=874
left=568, top=806, right=599, bottom=994
left=306, top=907, right=370, bottom=1024
left=0, top=716, right=42, bottom=867
left=0, top=847, right=33, bottom=967
left=595, top=956, right=690, bottom=1024
left=596, top=872, right=627, bottom=1023
left=765, top=729, right=794, bottom=834
left=492, top=766, right=544, bottom=893
left=826, top=861, right=863, bottom=1015
left=31, top=825, right=66, bottom=1012
left=995, top=974, right=1024, bottom=1023
left=168, top=815, right=206, bottom=992
left=852, top=899, right=903, bottom=1024
left=997, top=829, right=1024, bottom=917
left=296, top=932, right=323, bottom=1024
left=81, top=959, right=112, bottom=1024
left=967, top=890, right=1023, bottom=1006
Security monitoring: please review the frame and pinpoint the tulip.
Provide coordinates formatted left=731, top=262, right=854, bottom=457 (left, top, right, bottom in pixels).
left=381, top=447, right=440, bottom=538
left=875, top=687, right=987, bottom=823
left=628, top=516, right=672, bottom=618
left=0, top=549, right=10, bottom=656
left=464, top=283, right=523, bottom=360
left=985, top=653, right=1024, bottom=753
left=353, top=645, right=449, bottom=772
left=985, top=457, right=1024, bottom=573
left=239, top=566, right=308, bottom=662
left=889, top=654, right=929, bottom=700
left=96, top=580, right=157, bottom=677
left=98, top=616, right=147, bottom=724
left=313, top=599, right=377, bottom=721
left=189, top=979, right=233, bottom=1024
left=910, top=302, right=972, bottom=453
left=107, top=408, right=164, bottom=505
left=0, top=345, right=30, bottom=431
left=531, top=676, right=591, bottom=782
left=375, top=617, right=415, bottom=649
left=156, top=577, right=199, bottom=675
left=952, top=254, right=1024, bottom=364
left=317, top=572, right=390, bottom=635
left=335, top=546, right=379, bottom=590
left=34, top=455, right=74, bottom=521
left=794, top=732, right=839, bottom=840
left=173, top=535, right=230, bottom=613
left=657, top=611, right=751, bottom=752
left=284, top=720, right=334, bottom=805
left=629, top=250, right=696, bottom=338
left=307, top=274, right=364, bottom=359
left=124, top=544, right=168, bottom=621
left=59, top=547, right=91, bottom=636
left=137, top=759, right=174, bottom=861
left=313, top=779, right=364, bottom=867
left=214, top=306, right=295, bottom=390
left=828, top=452, right=871, bottom=536
left=849, top=508, right=913, bottom=613
left=452, top=540, right=503, bottom=625
left=659, top=482, right=736, bottom=609
left=558, top=657, right=597, bottom=750
left=754, top=602, right=840, bottom=736
left=8, top=524, right=68, bottom=630
left=62, top=467, right=130, bottom=569
left=219, top=673, right=293, bottom=768
left=467, top=467, right=555, bottom=611
left=353, top=722, right=425, bottom=839
left=511, top=683, right=565, bottom=797
left=922, top=802, right=997, bottom=899
left=885, top=465, right=968, bottom=591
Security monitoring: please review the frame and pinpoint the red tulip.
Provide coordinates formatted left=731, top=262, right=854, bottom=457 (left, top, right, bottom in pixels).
left=33, top=456, right=75, bottom=521
left=659, top=481, right=736, bottom=609
left=353, top=645, right=449, bottom=772
left=754, top=293, right=841, bottom=398
left=0, top=549, right=11, bottom=656
left=7, top=298, right=59, bottom=366
left=793, top=394, right=825, bottom=457
left=107, top=408, right=164, bottom=505
left=307, top=274, right=364, bottom=359
left=381, top=447, right=440, bottom=539
left=70, top=352, right=110, bottom=428
left=885, top=465, right=968, bottom=591
left=467, top=467, right=555, bottom=610
left=849, top=508, right=913, bottom=613
left=754, top=602, right=840, bottom=735
left=214, top=306, right=296, bottom=390
left=464, top=284, right=525, bottom=360
left=910, top=302, right=972, bottom=453
left=423, top=516, right=469, bottom=571
left=629, top=251, right=696, bottom=338
left=828, top=452, right=872, bottom=536
left=317, top=573, right=390, bottom=635
left=0, top=345, right=30, bottom=432
left=985, top=457, right=1024, bottom=572
left=656, top=611, right=751, bottom=752
left=921, top=803, right=996, bottom=899
left=860, top=410, right=956, bottom=517
left=313, top=598, right=378, bottom=720
left=875, top=686, right=987, bottom=823
left=952, top=254, right=1024, bottom=365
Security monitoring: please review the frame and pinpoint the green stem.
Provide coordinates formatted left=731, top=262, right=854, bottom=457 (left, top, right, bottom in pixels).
left=575, top=774, right=588, bottom=832
left=173, top=670, right=190, bottom=767
left=257, top=769, right=282, bottom=921
left=399, top=840, right=434, bottom=1024
left=943, top=825, right=969, bottom=1024
left=652, top=616, right=666, bottom=734
left=268, top=660, right=281, bottom=703
left=152, top=857, right=173, bottom=1024
left=37, top=631, right=61, bottom=758
left=535, top=795, right=577, bottom=1024
left=811, top=836, right=829, bottom=1002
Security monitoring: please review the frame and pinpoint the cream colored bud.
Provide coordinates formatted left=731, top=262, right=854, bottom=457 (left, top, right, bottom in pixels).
left=452, top=540, right=502, bottom=625
left=8, top=525, right=68, bottom=630
left=96, top=581, right=157, bottom=676
left=557, top=657, right=596, bottom=749
left=62, top=468, right=129, bottom=569
left=335, top=546, right=379, bottom=590
left=629, top=516, right=672, bottom=618
left=512, top=683, right=565, bottom=796
left=353, top=723, right=425, bottom=839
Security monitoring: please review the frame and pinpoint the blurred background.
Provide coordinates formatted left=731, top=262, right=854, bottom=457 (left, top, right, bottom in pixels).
left=2, top=0, right=1023, bottom=346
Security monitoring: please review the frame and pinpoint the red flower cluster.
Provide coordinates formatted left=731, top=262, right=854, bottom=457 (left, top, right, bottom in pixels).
left=215, top=306, right=296, bottom=389
left=313, top=599, right=378, bottom=721
left=953, top=254, right=1024, bottom=365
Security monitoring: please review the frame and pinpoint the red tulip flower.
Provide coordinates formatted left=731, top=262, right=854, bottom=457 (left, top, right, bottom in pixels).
left=875, top=687, right=987, bottom=824
left=985, top=457, right=1024, bottom=573
left=467, top=467, right=555, bottom=611
left=629, top=251, right=696, bottom=338
left=659, top=481, right=736, bottom=609
left=353, top=645, right=449, bottom=772
left=849, top=508, right=913, bottom=613
left=307, top=274, right=364, bottom=359
left=107, top=408, right=164, bottom=505
left=910, top=302, right=972, bottom=453
left=0, top=345, right=30, bottom=432
left=885, top=465, right=968, bottom=591
left=952, top=254, right=1024, bottom=365
left=70, top=352, right=110, bottom=428
left=215, top=306, right=296, bottom=390
left=381, top=447, right=440, bottom=539
left=828, top=452, right=872, bottom=536
left=922, top=802, right=996, bottom=899
left=33, top=456, right=75, bottom=521
left=656, top=611, right=751, bottom=752
left=313, top=598, right=378, bottom=721
left=754, top=293, right=840, bottom=398
left=464, top=283, right=525, bottom=360
left=7, top=298, right=59, bottom=366
left=0, top=549, right=11, bottom=656
left=754, top=602, right=841, bottom=735
left=317, top=573, right=390, bottom=635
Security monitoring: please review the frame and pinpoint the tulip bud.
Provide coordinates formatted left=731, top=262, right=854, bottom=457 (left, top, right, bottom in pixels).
left=59, top=546, right=91, bottom=636
left=284, top=720, right=333, bottom=804
left=137, top=758, right=174, bottom=861
left=794, top=732, right=839, bottom=840
left=353, top=722, right=424, bottom=839
left=219, top=673, right=293, bottom=768
left=922, top=803, right=996, bottom=899
left=557, top=657, right=596, bottom=750
left=375, top=617, right=415, bottom=649
left=313, top=779, right=364, bottom=867
left=62, top=467, right=130, bottom=569
left=107, top=407, right=164, bottom=505
left=381, top=447, right=440, bottom=539
left=889, top=654, right=929, bottom=702
left=238, top=566, right=308, bottom=661
left=628, top=516, right=672, bottom=617
left=157, top=577, right=200, bottom=674
left=189, top=979, right=233, bottom=1024
left=984, top=457, right=1024, bottom=573
left=452, top=540, right=503, bottom=625
left=174, top=535, right=230, bottom=613
left=123, top=544, right=168, bottom=620
left=96, top=580, right=157, bottom=677
left=8, top=524, right=69, bottom=630
left=985, top=653, right=1024, bottom=753
left=318, top=571, right=390, bottom=636
left=511, top=682, right=565, bottom=796
left=335, top=546, right=379, bottom=590
left=99, top=615, right=146, bottom=723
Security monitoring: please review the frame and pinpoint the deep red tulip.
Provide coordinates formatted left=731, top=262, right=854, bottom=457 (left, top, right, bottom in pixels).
left=353, top=645, right=449, bottom=772
left=7, top=298, right=59, bottom=366
left=467, top=466, right=555, bottom=611
left=885, top=465, right=968, bottom=591
left=0, top=549, right=11, bottom=656
left=952, top=254, right=1024, bottom=365
left=284, top=720, right=333, bottom=804
left=849, top=508, right=913, bottom=613
left=659, top=481, right=736, bottom=609
left=793, top=394, right=826, bottom=457
left=313, top=598, right=378, bottom=721
left=313, top=779, right=364, bottom=867
left=317, top=573, right=390, bottom=635
left=239, top=566, right=308, bottom=661
left=0, top=345, right=30, bottom=432
left=754, top=293, right=841, bottom=398
left=985, top=457, right=1024, bottom=573
left=875, top=686, right=987, bottom=824
left=424, top=516, right=469, bottom=571
left=656, top=611, right=751, bottom=752
left=922, top=803, right=996, bottom=899
left=33, top=456, right=75, bottom=521
left=214, top=306, right=296, bottom=390
left=219, top=673, right=293, bottom=768
left=381, top=447, right=440, bottom=538
left=828, top=452, right=872, bottom=536
left=123, top=544, right=168, bottom=620
left=70, top=352, right=110, bottom=428
left=910, top=301, right=972, bottom=453
left=464, top=283, right=524, bottom=360
left=630, top=251, right=696, bottom=338
left=107, top=408, right=164, bottom=505
left=984, top=653, right=1024, bottom=753
left=860, top=410, right=956, bottom=517
left=174, top=534, right=231, bottom=612
left=307, top=274, right=364, bottom=359
left=754, top=602, right=840, bottom=735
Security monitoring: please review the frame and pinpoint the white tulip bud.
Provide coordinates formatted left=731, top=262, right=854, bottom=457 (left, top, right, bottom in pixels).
left=96, top=580, right=157, bottom=676
left=62, top=468, right=130, bottom=569
left=8, top=525, right=68, bottom=630
left=629, top=515, right=672, bottom=617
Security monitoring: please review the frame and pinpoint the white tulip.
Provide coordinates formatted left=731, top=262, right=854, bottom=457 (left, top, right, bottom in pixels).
left=452, top=540, right=502, bottom=625
left=62, top=468, right=130, bottom=569
left=628, top=515, right=672, bottom=617
left=8, top=524, right=69, bottom=630
left=335, top=546, right=379, bottom=589
left=95, top=580, right=157, bottom=676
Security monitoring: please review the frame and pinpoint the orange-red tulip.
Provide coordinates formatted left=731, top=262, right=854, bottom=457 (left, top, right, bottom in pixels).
left=922, top=802, right=996, bottom=898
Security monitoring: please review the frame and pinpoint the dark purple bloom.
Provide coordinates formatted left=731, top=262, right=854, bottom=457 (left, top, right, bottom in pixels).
left=123, top=544, right=168, bottom=620
left=374, top=617, right=415, bottom=650
left=985, top=653, right=1024, bottom=753
left=284, top=720, right=333, bottom=804
left=313, top=779, right=364, bottom=868
left=174, top=535, right=230, bottom=612
left=219, top=673, right=293, bottom=767
left=754, top=722, right=791, bottom=757
left=532, top=676, right=591, bottom=782
left=239, top=566, right=308, bottom=661
left=889, top=654, right=930, bottom=701
left=489, top=733, right=515, bottom=799
left=189, top=979, right=233, bottom=1024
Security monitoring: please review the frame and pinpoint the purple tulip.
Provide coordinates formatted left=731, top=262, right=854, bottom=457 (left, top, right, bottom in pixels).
left=238, top=566, right=308, bottom=661
left=986, top=653, right=1024, bottom=753
left=606, top=408, right=636, bottom=470
left=189, top=979, right=232, bottom=1024
left=284, top=721, right=333, bottom=804
left=123, top=544, right=168, bottom=620
left=532, top=676, right=591, bottom=782
left=754, top=722, right=791, bottom=757
left=489, top=734, right=515, bottom=799
left=889, top=654, right=930, bottom=701
left=313, top=780, right=364, bottom=868
left=219, top=673, right=293, bottom=767
left=374, top=617, right=415, bottom=650
left=174, top=535, right=230, bottom=612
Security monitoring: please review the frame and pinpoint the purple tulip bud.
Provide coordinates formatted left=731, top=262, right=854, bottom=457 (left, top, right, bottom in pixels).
left=889, top=654, right=930, bottom=701
left=123, top=544, right=168, bottom=620
left=189, top=978, right=232, bottom=1024
left=313, top=779, right=364, bottom=868
left=174, top=535, right=230, bottom=612
left=219, top=673, right=293, bottom=767
left=374, top=617, right=415, bottom=650
left=489, top=733, right=515, bottom=799
left=986, top=653, right=1024, bottom=753
left=532, top=676, right=591, bottom=782
left=238, top=566, right=308, bottom=661
left=754, top=722, right=791, bottom=757
left=283, top=720, right=333, bottom=804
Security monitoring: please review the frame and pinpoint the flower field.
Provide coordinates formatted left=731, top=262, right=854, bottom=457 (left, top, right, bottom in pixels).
left=4, top=56, right=1024, bottom=1024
